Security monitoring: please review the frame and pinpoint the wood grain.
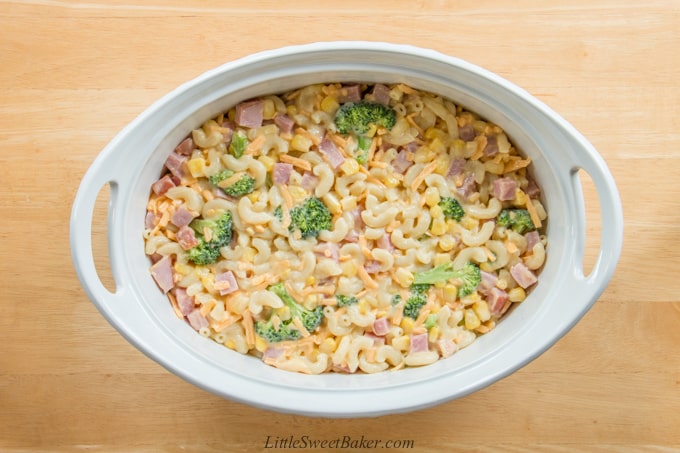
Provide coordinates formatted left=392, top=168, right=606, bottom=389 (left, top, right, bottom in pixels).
left=1, top=1, right=679, bottom=451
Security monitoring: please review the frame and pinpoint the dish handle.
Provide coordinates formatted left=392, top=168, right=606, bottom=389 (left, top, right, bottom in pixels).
left=565, top=127, right=623, bottom=294
left=70, top=156, right=129, bottom=318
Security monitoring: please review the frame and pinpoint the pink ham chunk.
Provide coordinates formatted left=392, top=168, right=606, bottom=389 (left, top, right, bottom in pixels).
left=151, top=174, right=176, bottom=196
left=458, top=123, right=476, bottom=141
left=409, top=333, right=429, bottom=354
left=457, top=174, right=477, bottom=199
left=510, top=262, right=538, bottom=289
left=171, top=205, right=196, bottom=228
left=484, top=135, right=499, bottom=157
left=273, top=162, right=293, bottom=184
left=364, top=260, right=382, bottom=274
left=337, top=84, right=361, bottom=103
left=493, top=177, right=517, bottom=201
left=186, top=308, right=208, bottom=331
left=318, top=138, right=345, bottom=168
left=371, top=83, right=391, bottom=105
left=314, top=242, right=339, bottom=261
left=150, top=255, right=174, bottom=293
left=145, top=210, right=158, bottom=229
left=437, top=339, right=458, bottom=358
left=175, top=137, right=194, bottom=155
left=391, top=149, right=413, bottom=174
left=235, top=99, right=264, bottom=128
left=372, top=317, right=391, bottom=336
left=274, top=114, right=295, bottom=135
left=176, top=225, right=200, bottom=250
left=447, top=157, right=465, bottom=177
left=478, top=270, right=499, bottom=295
left=301, top=172, right=319, bottom=191
left=173, top=287, right=195, bottom=316
left=164, top=152, right=188, bottom=179
left=525, top=230, right=540, bottom=251
left=215, top=270, right=239, bottom=296
left=487, top=287, right=509, bottom=316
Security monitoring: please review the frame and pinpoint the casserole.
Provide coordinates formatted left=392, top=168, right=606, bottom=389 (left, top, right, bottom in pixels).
left=70, top=42, right=623, bottom=417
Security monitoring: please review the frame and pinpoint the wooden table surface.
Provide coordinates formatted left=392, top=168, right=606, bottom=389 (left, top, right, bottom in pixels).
left=2, top=1, right=679, bottom=451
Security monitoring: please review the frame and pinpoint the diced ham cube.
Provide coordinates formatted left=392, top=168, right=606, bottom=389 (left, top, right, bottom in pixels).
left=273, top=162, right=293, bottom=184
left=170, top=205, right=196, bottom=228
left=186, top=308, right=208, bottom=331
left=371, top=83, right=391, bottom=105
left=175, top=137, right=194, bottom=155
left=510, top=262, right=538, bottom=289
left=164, top=152, right=188, bottom=179
left=215, top=270, right=239, bottom=296
left=376, top=234, right=396, bottom=253
left=493, top=177, right=517, bottom=201
left=487, top=287, right=509, bottom=316
left=364, top=260, right=382, bottom=274
left=372, top=317, right=391, bottom=336
left=176, top=225, right=200, bottom=250
left=314, top=242, right=339, bottom=261
left=318, top=138, right=345, bottom=168
left=478, top=270, right=499, bottom=295
left=525, top=230, right=540, bottom=251
left=235, top=99, right=264, bottom=128
left=337, top=84, right=361, bottom=103
left=525, top=179, right=541, bottom=198
left=447, top=157, right=465, bottom=177
left=457, top=174, right=478, bottom=199
left=145, top=210, right=158, bottom=229
left=274, top=114, right=295, bottom=135
left=173, top=287, right=195, bottom=316
left=150, top=255, right=174, bottom=293
left=458, top=124, right=476, bottom=141
left=151, top=174, right=176, bottom=196
left=301, top=172, right=319, bottom=191
left=391, top=149, right=413, bottom=174
left=262, top=346, right=284, bottom=361
left=409, top=333, right=429, bottom=354
left=484, top=135, right=499, bottom=157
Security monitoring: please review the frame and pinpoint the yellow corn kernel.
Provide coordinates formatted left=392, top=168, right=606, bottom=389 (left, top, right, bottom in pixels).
left=508, top=287, right=526, bottom=302
left=424, top=127, right=446, bottom=141
left=174, top=262, right=193, bottom=276
left=305, top=275, right=316, bottom=286
left=439, top=234, right=456, bottom=252
left=461, top=217, right=478, bottom=230
left=443, top=284, right=458, bottom=302
left=291, top=134, right=313, bottom=153
left=255, top=336, right=268, bottom=353
left=247, top=192, right=259, bottom=203
left=424, top=187, right=441, bottom=207
left=429, top=326, right=440, bottom=341
left=414, top=146, right=436, bottom=164
left=400, top=317, right=415, bottom=334
left=513, top=189, right=527, bottom=207
left=430, top=217, right=447, bottom=236
left=262, top=98, right=276, bottom=120
left=340, top=158, right=359, bottom=176
left=435, top=156, right=451, bottom=175
left=384, top=174, right=400, bottom=188
left=473, top=300, right=491, bottom=322
left=288, top=185, right=307, bottom=202
left=286, top=105, right=297, bottom=116
left=433, top=253, right=451, bottom=267
left=461, top=292, right=481, bottom=306
left=258, top=155, right=275, bottom=171
left=464, top=308, right=481, bottom=330
left=187, top=157, right=206, bottom=177
left=340, top=260, right=358, bottom=278
left=394, top=268, right=414, bottom=288
left=392, top=335, right=410, bottom=351
left=365, top=124, right=378, bottom=138
left=429, top=137, right=447, bottom=154
left=319, top=337, right=337, bottom=354
left=320, top=96, right=340, bottom=114
left=429, top=204, right=443, bottom=218
left=358, top=299, right=370, bottom=315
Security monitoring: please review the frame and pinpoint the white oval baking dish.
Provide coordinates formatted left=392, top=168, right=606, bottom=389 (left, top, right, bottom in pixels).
left=70, top=42, right=623, bottom=418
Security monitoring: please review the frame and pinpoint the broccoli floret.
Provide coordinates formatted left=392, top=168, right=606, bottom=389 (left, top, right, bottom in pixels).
left=273, top=205, right=283, bottom=221
left=497, top=209, right=536, bottom=234
left=208, top=170, right=255, bottom=198
left=268, top=283, right=323, bottom=334
left=355, top=135, right=372, bottom=164
left=403, top=291, right=428, bottom=320
left=335, top=295, right=358, bottom=307
left=288, top=197, right=332, bottom=239
left=439, top=197, right=465, bottom=221
left=255, top=317, right=301, bottom=343
left=186, top=211, right=233, bottom=265
left=229, top=130, right=248, bottom=158
left=413, top=262, right=481, bottom=297
left=334, top=101, right=396, bottom=135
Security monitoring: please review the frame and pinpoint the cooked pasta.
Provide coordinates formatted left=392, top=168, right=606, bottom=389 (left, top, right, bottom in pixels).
left=144, top=82, right=548, bottom=374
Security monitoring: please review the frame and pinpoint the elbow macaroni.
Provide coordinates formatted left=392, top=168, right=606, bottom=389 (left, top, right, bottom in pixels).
left=144, top=82, right=548, bottom=375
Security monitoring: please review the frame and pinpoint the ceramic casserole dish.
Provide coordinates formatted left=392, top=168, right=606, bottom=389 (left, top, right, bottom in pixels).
left=70, top=42, right=623, bottom=417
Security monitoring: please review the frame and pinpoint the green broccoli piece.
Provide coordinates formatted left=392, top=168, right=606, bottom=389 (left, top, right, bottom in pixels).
left=335, top=295, right=358, bottom=307
left=438, top=197, right=465, bottom=221
left=423, top=314, right=438, bottom=330
left=355, top=135, right=372, bottom=164
left=208, top=169, right=255, bottom=198
left=273, top=205, right=283, bottom=221
left=288, top=197, right=332, bottom=239
left=391, top=294, right=403, bottom=306
left=403, top=291, right=428, bottom=320
left=255, top=317, right=302, bottom=343
left=334, top=101, right=396, bottom=135
left=229, top=130, right=248, bottom=158
left=186, top=211, right=233, bottom=265
left=413, top=262, right=481, bottom=297
left=268, top=282, right=323, bottom=334
left=497, top=209, right=536, bottom=234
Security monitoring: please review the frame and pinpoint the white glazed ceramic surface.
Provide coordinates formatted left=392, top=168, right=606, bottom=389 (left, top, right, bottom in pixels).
left=70, top=42, right=623, bottom=417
